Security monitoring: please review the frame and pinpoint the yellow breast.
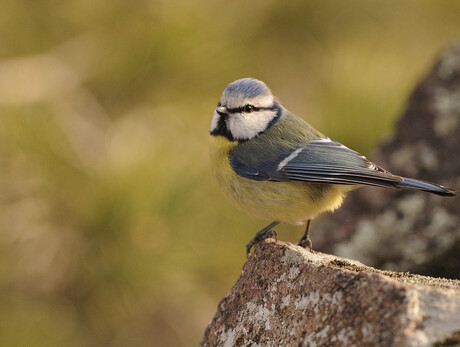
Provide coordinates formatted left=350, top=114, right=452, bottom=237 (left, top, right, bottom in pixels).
left=209, top=135, right=350, bottom=225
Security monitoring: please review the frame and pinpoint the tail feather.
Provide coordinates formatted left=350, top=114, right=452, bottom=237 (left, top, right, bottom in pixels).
left=395, top=177, right=457, bottom=197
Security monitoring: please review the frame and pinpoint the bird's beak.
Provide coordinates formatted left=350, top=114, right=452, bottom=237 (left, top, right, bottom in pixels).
left=216, top=106, right=228, bottom=117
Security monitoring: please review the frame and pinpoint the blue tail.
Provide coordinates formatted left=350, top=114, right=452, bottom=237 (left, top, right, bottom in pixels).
left=395, top=177, right=457, bottom=197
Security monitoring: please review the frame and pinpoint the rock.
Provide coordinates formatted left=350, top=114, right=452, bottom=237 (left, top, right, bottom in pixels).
left=312, top=39, right=460, bottom=279
left=201, top=240, right=460, bottom=347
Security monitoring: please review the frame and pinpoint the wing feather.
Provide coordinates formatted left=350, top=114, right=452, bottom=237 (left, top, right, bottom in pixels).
left=282, top=139, right=403, bottom=187
left=230, top=138, right=403, bottom=188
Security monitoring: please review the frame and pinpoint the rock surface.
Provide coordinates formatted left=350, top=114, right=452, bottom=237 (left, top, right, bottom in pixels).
left=313, top=39, right=460, bottom=279
left=202, top=240, right=460, bottom=346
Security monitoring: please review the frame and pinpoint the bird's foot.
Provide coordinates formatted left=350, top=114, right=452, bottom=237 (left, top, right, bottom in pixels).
left=298, top=219, right=313, bottom=251
left=298, top=237, right=312, bottom=252
left=246, top=229, right=278, bottom=259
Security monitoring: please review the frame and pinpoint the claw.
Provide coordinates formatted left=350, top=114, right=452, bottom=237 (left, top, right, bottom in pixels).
left=298, top=238, right=312, bottom=251
left=245, top=221, right=280, bottom=258
left=264, top=230, right=277, bottom=242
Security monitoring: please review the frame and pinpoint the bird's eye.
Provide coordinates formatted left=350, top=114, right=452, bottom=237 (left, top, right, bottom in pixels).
left=244, top=105, right=254, bottom=113
left=217, top=102, right=221, bottom=107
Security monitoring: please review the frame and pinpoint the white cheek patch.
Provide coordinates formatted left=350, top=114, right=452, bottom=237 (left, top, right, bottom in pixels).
left=227, top=110, right=278, bottom=140
left=210, top=111, right=220, bottom=132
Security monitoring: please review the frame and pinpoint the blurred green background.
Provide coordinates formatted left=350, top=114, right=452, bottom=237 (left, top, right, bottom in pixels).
left=1, top=0, right=460, bottom=345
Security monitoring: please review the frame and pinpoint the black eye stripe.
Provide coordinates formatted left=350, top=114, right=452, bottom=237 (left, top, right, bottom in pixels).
left=226, top=105, right=277, bottom=114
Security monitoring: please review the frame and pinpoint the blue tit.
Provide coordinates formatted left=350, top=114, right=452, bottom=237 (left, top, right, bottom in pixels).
left=209, top=78, right=457, bottom=257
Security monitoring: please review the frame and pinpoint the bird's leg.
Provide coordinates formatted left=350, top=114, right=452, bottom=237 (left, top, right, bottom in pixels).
left=298, top=219, right=312, bottom=251
left=246, top=221, right=280, bottom=258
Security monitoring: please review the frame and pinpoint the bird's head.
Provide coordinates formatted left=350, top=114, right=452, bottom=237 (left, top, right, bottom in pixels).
left=210, top=78, right=281, bottom=141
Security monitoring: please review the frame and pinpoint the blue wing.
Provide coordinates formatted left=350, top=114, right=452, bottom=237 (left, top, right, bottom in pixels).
left=230, top=138, right=403, bottom=188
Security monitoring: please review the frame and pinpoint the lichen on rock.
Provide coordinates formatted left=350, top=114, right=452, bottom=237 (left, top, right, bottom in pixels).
left=202, top=240, right=460, bottom=346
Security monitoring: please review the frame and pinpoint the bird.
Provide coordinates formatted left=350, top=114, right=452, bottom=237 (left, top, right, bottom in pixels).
left=209, top=78, right=457, bottom=257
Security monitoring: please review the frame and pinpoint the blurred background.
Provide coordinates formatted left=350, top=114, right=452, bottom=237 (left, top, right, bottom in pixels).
left=1, top=0, right=460, bottom=345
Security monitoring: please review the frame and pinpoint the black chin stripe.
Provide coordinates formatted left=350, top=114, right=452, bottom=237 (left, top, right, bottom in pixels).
left=226, top=104, right=278, bottom=114
left=210, top=114, right=236, bottom=141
